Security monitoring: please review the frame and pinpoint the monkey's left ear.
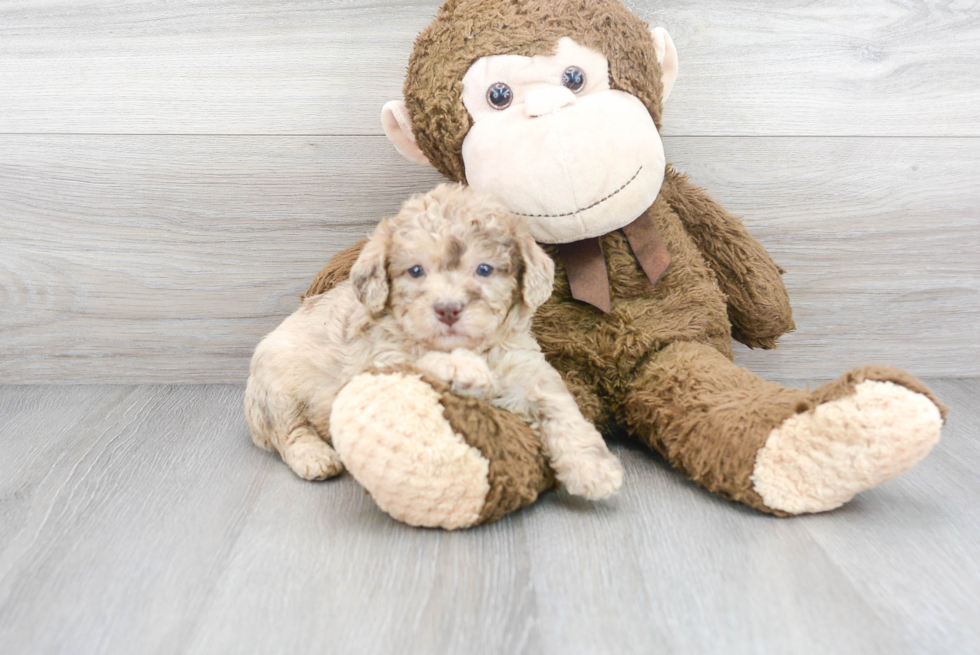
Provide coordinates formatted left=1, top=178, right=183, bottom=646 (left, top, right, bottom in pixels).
left=650, top=27, right=679, bottom=103
left=381, top=100, right=433, bottom=167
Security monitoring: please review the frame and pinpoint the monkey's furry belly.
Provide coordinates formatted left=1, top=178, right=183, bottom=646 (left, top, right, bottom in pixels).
left=532, top=201, right=732, bottom=380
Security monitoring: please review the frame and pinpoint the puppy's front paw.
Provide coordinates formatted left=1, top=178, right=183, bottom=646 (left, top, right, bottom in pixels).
left=555, top=448, right=624, bottom=501
left=282, top=439, right=344, bottom=481
left=415, top=349, right=495, bottom=398
left=448, top=353, right=495, bottom=398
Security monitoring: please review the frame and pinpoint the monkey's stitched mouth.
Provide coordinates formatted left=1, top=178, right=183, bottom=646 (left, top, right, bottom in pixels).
left=514, top=166, right=643, bottom=219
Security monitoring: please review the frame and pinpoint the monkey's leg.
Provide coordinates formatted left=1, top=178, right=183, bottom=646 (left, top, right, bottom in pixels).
left=622, top=342, right=946, bottom=515
left=330, top=372, right=555, bottom=530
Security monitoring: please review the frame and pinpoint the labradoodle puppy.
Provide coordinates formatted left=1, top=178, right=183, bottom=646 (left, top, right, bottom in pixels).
left=245, top=184, right=624, bottom=500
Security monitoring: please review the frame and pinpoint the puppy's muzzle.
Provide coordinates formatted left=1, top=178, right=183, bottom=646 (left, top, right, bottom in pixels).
left=434, top=301, right=463, bottom=326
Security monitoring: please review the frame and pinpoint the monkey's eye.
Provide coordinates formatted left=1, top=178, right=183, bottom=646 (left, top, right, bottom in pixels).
left=486, top=83, right=513, bottom=110
left=475, top=264, right=494, bottom=277
left=561, top=66, right=586, bottom=93
left=408, top=265, right=425, bottom=278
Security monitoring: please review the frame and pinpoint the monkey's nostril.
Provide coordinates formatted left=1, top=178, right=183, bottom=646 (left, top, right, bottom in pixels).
left=434, top=301, right=463, bottom=326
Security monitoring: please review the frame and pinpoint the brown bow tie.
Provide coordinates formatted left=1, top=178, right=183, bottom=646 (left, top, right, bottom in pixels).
left=556, top=210, right=670, bottom=313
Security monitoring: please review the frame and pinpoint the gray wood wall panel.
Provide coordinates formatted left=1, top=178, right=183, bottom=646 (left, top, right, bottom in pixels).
left=2, top=135, right=977, bottom=382
left=0, top=381, right=977, bottom=654
left=1, top=0, right=977, bottom=136
left=1, top=0, right=978, bottom=382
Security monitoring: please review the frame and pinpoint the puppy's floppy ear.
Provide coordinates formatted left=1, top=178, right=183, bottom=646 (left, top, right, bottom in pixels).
left=517, top=230, right=555, bottom=311
left=350, top=221, right=391, bottom=314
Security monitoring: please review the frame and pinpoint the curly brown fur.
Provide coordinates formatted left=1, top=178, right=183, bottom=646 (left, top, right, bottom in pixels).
left=660, top=166, right=795, bottom=348
left=622, top=342, right=809, bottom=515
left=532, top=198, right=734, bottom=385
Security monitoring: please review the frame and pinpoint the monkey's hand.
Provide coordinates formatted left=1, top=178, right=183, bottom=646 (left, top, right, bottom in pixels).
left=415, top=349, right=496, bottom=398
left=661, top=166, right=795, bottom=348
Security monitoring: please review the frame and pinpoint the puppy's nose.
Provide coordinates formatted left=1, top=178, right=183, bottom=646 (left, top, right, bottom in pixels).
left=433, top=301, right=464, bottom=326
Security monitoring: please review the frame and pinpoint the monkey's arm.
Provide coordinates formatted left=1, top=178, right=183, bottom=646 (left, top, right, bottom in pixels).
left=303, top=239, right=368, bottom=299
left=660, top=166, right=795, bottom=349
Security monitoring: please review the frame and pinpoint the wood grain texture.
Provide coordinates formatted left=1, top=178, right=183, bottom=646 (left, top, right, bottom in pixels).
left=1, top=135, right=977, bottom=382
left=0, top=135, right=442, bottom=382
left=1, top=0, right=978, bottom=136
left=0, top=381, right=976, bottom=654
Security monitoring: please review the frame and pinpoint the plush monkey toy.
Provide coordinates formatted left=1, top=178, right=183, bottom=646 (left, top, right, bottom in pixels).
left=310, top=0, right=947, bottom=529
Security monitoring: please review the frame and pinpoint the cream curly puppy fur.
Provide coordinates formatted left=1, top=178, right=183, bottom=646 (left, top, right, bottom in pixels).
left=245, top=184, right=624, bottom=500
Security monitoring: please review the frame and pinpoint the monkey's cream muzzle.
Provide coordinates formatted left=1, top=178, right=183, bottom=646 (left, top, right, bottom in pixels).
left=459, top=38, right=667, bottom=245
left=462, top=89, right=665, bottom=244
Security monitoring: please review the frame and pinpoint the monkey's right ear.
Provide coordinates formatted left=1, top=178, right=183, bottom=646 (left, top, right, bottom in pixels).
left=381, top=101, right=433, bottom=167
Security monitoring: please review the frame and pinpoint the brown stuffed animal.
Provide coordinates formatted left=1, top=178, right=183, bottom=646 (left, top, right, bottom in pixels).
left=308, top=0, right=947, bottom=528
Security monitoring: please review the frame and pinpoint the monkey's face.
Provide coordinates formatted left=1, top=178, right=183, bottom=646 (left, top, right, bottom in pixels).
left=382, top=8, right=679, bottom=247
left=458, top=37, right=666, bottom=245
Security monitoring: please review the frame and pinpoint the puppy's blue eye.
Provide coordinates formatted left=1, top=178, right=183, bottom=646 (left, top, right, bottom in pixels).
left=476, top=264, right=494, bottom=277
left=408, top=265, right=425, bottom=278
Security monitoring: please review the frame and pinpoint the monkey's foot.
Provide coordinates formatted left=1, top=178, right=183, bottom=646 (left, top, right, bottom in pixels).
left=752, top=371, right=945, bottom=514
left=330, top=372, right=554, bottom=530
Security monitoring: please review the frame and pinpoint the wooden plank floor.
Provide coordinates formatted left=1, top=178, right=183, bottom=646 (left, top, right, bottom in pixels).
left=0, top=380, right=977, bottom=655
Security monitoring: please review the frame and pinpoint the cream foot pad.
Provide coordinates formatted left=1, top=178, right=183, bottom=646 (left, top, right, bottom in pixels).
left=753, top=380, right=943, bottom=514
left=331, top=372, right=491, bottom=530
